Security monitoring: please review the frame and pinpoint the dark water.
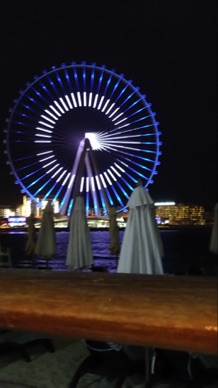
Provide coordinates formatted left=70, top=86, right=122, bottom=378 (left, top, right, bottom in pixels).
left=0, top=227, right=215, bottom=274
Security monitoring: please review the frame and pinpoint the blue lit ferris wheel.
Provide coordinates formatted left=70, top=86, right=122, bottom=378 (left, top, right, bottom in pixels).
left=5, top=62, right=162, bottom=216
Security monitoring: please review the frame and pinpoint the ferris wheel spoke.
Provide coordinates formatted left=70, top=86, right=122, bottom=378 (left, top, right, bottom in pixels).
left=32, top=175, right=54, bottom=196
left=120, top=175, right=136, bottom=190
left=114, top=148, right=158, bottom=164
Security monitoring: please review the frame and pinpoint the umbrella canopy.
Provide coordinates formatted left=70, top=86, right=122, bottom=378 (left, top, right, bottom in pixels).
left=25, top=213, right=36, bottom=256
left=66, top=196, right=93, bottom=270
left=35, top=201, right=56, bottom=259
left=117, top=185, right=164, bottom=274
left=209, top=203, right=218, bottom=254
left=109, top=207, right=120, bottom=255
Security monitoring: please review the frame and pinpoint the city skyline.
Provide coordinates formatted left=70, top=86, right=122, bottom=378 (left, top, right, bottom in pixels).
left=1, top=1, right=217, bottom=210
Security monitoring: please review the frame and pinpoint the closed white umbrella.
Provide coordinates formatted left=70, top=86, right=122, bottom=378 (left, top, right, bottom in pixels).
left=25, top=213, right=36, bottom=257
left=209, top=203, right=218, bottom=254
left=109, top=207, right=120, bottom=256
left=35, top=201, right=56, bottom=263
left=66, top=196, right=93, bottom=271
left=117, top=184, right=164, bottom=385
left=117, top=185, right=164, bottom=275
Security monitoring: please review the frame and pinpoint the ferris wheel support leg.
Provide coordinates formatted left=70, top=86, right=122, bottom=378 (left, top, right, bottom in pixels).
left=85, top=154, right=101, bottom=217
left=60, top=139, right=88, bottom=216
left=88, top=148, right=111, bottom=216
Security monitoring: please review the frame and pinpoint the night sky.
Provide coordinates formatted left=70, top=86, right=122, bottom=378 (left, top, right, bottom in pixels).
left=0, top=1, right=217, bottom=210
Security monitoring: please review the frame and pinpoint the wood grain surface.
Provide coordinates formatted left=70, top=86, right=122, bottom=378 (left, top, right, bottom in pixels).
left=0, top=269, right=217, bottom=355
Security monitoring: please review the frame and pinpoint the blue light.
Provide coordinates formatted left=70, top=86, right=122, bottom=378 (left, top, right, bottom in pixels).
left=109, top=78, right=121, bottom=99
left=53, top=184, right=65, bottom=203
left=33, top=177, right=52, bottom=196
left=110, top=185, right=124, bottom=207
left=86, top=191, right=89, bottom=216
left=6, top=62, right=162, bottom=215
left=90, top=67, right=95, bottom=91
left=82, top=67, right=86, bottom=89
left=114, top=84, right=128, bottom=104
left=120, top=175, right=135, bottom=190
left=67, top=199, right=74, bottom=216
left=99, top=190, right=107, bottom=214
left=27, top=173, right=46, bottom=188
left=97, top=69, right=104, bottom=92
left=73, top=68, right=79, bottom=89
left=105, top=187, right=114, bottom=206
left=115, top=180, right=129, bottom=199
left=103, top=73, right=112, bottom=95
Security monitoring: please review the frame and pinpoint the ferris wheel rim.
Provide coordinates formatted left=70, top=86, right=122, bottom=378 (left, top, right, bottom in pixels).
left=5, top=62, right=162, bottom=215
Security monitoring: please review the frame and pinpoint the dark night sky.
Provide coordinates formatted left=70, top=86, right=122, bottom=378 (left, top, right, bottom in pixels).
left=0, top=1, right=217, bottom=210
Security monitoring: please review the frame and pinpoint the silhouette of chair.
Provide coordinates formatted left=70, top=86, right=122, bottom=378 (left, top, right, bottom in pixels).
left=0, top=243, right=12, bottom=267
left=0, top=329, right=55, bottom=362
left=68, top=340, right=146, bottom=388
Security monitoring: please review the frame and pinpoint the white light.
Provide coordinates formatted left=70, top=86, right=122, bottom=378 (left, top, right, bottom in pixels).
left=107, top=169, right=116, bottom=181
left=39, top=155, right=54, bottom=162
left=35, top=134, right=51, bottom=138
left=77, top=92, right=82, bottom=107
left=80, top=177, right=85, bottom=192
left=54, top=101, right=65, bottom=114
left=114, top=117, right=127, bottom=125
left=86, top=177, right=89, bottom=192
left=46, top=164, right=59, bottom=174
left=101, top=99, right=110, bottom=112
left=155, top=202, right=176, bottom=206
left=111, top=165, right=121, bottom=177
left=49, top=105, right=61, bottom=116
left=68, top=174, right=75, bottom=189
left=59, top=97, right=69, bottom=111
left=42, top=160, right=56, bottom=168
left=108, top=107, right=119, bottom=118
left=51, top=167, right=63, bottom=178
left=104, top=172, right=112, bottom=185
left=85, top=132, right=101, bottom=150
left=37, top=151, right=53, bottom=156
left=116, top=123, right=130, bottom=130
left=34, top=140, right=51, bottom=143
left=36, top=127, right=52, bottom=133
left=38, top=121, right=54, bottom=129
left=41, top=115, right=56, bottom=124
left=100, top=174, right=107, bottom=188
left=95, top=175, right=101, bottom=190
left=65, top=95, right=73, bottom=109
left=45, top=109, right=58, bottom=120
left=114, top=163, right=125, bottom=173
left=93, top=94, right=98, bottom=108
left=105, top=103, right=115, bottom=115
left=62, top=172, right=71, bottom=186
left=83, top=92, right=87, bottom=106
left=112, top=112, right=124, bottom=122
left=88, top=93, right=93, bottom=107
left=71, top=93, right=77, bottom=107
left=56, top=170, right=67, bottom=182
left=120, top=160, right=128, bottom=167
left=97, top=96, right=104, bottom=110
left=91, top=177, right=95, bottom=191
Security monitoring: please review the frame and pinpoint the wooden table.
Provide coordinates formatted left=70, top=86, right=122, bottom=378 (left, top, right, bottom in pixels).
left=0, top=269, right=217, bottom=354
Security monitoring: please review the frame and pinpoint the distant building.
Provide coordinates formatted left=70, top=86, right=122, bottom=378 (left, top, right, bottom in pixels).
left=0, top=197, right=208, bottom=228
left=0, top=206, right=16, bottom=218
left=154, top=202, right=205, bottom=225
left=15, top=196, right=60, bottom=217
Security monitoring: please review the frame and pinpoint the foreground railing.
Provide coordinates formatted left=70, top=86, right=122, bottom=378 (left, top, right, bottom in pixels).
left=0, top=269, right=217, bottom=355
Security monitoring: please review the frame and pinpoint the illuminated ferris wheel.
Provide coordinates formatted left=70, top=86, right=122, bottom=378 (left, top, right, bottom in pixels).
left=5, top=62, right=162, bottom=216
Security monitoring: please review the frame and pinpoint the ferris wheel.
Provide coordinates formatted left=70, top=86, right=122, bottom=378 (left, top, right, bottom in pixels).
left=5, top=62, right=162, bottom=216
